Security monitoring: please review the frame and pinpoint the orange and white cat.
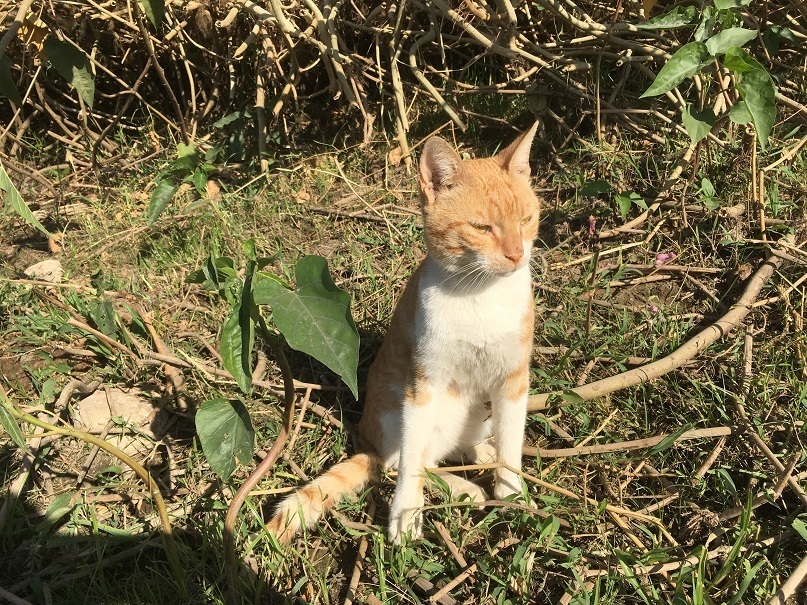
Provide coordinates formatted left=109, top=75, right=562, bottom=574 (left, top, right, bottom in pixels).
left=267, top=123, right=541, bottom=543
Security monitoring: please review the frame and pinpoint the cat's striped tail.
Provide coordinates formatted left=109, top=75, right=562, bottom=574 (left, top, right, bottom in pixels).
left=266, top=452, right=379, bottom=543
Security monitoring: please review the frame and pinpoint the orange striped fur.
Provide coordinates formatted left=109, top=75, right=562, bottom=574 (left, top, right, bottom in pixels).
left=267, top=124, right=541, bottom=544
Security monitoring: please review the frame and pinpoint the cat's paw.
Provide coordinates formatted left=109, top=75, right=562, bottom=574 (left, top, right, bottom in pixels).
left=387, top=507, right=423, bottom=544
left=466, top=442, right=497, bottom=465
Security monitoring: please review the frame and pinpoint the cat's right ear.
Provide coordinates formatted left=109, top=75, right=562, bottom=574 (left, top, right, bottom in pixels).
left=419, top=137, right=463, bottom=205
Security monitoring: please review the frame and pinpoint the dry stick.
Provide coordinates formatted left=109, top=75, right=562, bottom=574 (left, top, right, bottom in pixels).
left=433, top=520, right=469, bottom=571
left=524, top=425, right=737, bottom=458
left=429, top=537, right=521, bottom=603
left=135, top=305, right=189, bottom=411
left=0, top=587, right=34, bottom=605
left=343, top=496, right=376, bottom=605
left=528, top=241, right=788, bottom=412
left=0, top=0, right=36, bottom=59
left=719, top=452, right=800, bottom=522
left=131, top=0, right=189, bottom=144
left=767, top=554, right=807, bottom=605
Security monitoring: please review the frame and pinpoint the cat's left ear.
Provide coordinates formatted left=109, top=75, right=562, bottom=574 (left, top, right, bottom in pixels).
left=497, top=121, right=539, bottom=178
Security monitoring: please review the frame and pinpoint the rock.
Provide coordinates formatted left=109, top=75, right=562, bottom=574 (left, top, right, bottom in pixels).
left=23, top=259, right=63, bottom=283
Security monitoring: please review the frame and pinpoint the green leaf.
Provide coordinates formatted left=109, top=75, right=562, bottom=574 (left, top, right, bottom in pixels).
left=762, top=25, right=797, bottom=55
left=729, top=100, right=753, bottom=125
left=636, top=6, right=699, bottom=30
left=723, top=46, right=764, bottom=73
left=0, top=56, right=21, bottom=105
left=615, top=191, right=646, bottom=220
left=705, top=27, right=757, bottom=56
left=714, top=0, right=752, bottom=10
left=220, top=301, right=255, bottom=395
left=138, top=0, right=165, bottom=28
left=195, top=398, right=254, bottom=480
left=579, top=179, right=611, bottom=196
left=793, top=518, right=807, bottom=542
left=37, top=492, right=77, bottom=533
left=682, top=106, right=716, bottom=144
left=89, top=299, right=118, bottom=337
left=253, top=256, right=360, bottom=398
left=147, top=179, right=179, bottom=224
left=736, top=68, right=776, bottom=150
left=43, top=39, right=95, bottom=109
left=186, top=255, right=237, bottom=290
left=191, top=167, right=207, bottom=195
left=0, top=161, right=50, bottom=236
left=694, top=6, right=715, bottom=42
left=647, top=424, right=693, bottom=457
left=640, top=42, right=711, bottom=98
left=0, top=404, right=26, bottom=451
left=560, top=390, right=585, bottom=404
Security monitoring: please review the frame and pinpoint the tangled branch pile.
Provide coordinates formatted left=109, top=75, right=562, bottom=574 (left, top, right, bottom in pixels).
left=1, top=0, right=806, bottom=191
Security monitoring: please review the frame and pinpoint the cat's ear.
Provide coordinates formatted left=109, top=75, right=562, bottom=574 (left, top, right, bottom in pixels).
left=419, top=137, right=463, bottom=205
left=497, top=121, right=539, bottom=178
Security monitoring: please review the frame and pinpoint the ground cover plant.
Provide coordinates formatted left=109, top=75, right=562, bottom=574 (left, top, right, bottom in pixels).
left=1, top=0, right=806, bottom=603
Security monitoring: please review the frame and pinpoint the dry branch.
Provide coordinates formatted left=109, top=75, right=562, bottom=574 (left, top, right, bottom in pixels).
left=528, top=239, right=789, bottom=411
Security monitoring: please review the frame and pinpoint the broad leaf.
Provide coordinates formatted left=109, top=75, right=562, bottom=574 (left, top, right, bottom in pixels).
left=762, top=25, right=797, bottom=55
left=0, top=404, right=26, bottom=451
left=186, top=255, right=237, bottom=290
left=36, top=492, right=77, bottom=533
left=138, top=0, right=165, bottom=28
left=0, top=161, right=50, bottom=236
left=636, top=6, right=698, bottom=30
left=147, top=179, right=178, bottom=224
left=694, top=6, right=715, bottom=42
left=714, top=0, right=752, bottom=10
left=0, top=56, right=21, bottom=105
left=640, top=42, right=711, bottom=98
left=579, top=179, right=611, bottom=196
left=736, top=68, right=776, bottom=150
left=43, top=39, right=95, bottom=109
left=729, top=100, right=753, bottom=125
left=682, top=106, right=716, bottom=144
left=705, top=27, right=757, bottom=56
left=195, top=398, right=254, bottom=480
left=220, top=301, right=255, bottom=395
left=89, top=299, right=118, bottom=337
left=615, top=191, right=646, bottom=220
left=253, top=256, right=359, bottom=398
left=723, top=46, right=764, bottom=73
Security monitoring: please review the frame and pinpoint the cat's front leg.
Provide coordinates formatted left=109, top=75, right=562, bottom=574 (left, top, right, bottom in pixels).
left=492, top=366, right=529, bottom=500
left=387, top=384, right=437, bottom=544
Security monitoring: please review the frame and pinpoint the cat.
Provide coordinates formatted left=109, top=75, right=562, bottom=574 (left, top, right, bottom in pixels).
left=267, top=123, right=541, bottom=544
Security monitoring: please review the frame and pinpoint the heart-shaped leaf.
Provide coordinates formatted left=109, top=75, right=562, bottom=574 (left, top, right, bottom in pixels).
left=694, top=6, right=716, bottom=42
left=253, top=256, right=359, bottom=398
left=729, top=100, right=753, bottom=125
left=682, top=106, right=717, bottom=144
left=705, top=27, right=757, bottom=56
left=714, top=0, right=752, bottom=10
left=43, top=39, right=95, bottom=109
left=736, top=68, right=776, bottom=150
left=724, top=46, right=764, bottom=73
left=195, top=398, right=254, bottom=480
left=641, top=42, right=711, bottom=98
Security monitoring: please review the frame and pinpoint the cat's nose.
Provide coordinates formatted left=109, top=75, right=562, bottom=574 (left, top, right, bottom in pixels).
left=504, top=248, right=523, bottom=264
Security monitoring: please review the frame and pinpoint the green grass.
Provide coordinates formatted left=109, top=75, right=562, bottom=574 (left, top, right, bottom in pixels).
left=1, top=116, right=807, bottom=605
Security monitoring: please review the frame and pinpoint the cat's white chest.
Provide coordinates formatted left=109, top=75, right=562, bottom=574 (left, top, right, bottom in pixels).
left=416, top=259, right=531, bottom=394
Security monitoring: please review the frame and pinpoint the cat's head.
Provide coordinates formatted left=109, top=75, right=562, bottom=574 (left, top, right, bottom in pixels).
left=418, top=124, right=541, bottom=276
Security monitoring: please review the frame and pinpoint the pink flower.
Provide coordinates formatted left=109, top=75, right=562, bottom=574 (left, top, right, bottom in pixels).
left=654, top=252, right=676, bottom=266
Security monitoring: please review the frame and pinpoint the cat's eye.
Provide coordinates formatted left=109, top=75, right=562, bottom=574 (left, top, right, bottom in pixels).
left=520, top=215, right=533, bottom=225
left=470, top=223, right=491, bottom=233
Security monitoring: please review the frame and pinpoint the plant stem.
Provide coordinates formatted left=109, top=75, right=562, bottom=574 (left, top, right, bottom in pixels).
left=223, top=314, right=296, bottom=603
